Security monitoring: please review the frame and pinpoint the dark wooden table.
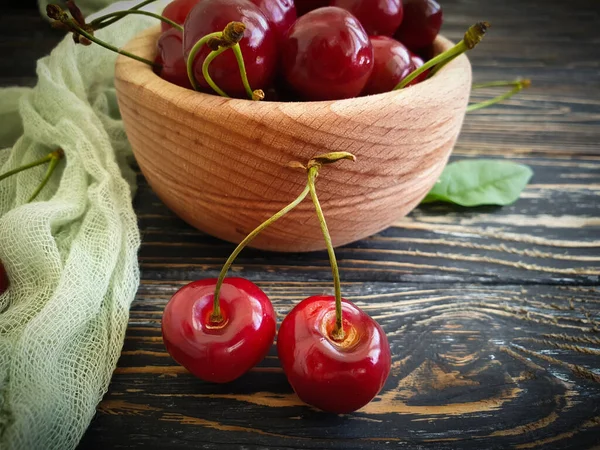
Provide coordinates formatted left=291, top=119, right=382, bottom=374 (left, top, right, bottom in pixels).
left=3, top=0, right=600, bottom=448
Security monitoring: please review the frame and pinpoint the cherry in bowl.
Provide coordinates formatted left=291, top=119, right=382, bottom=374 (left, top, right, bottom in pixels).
left=330, top=0, right=404, bottom=37
left=281, top=6, right=374, bottom=101
left=277, top=296, right=391, bottom=413
left=394, top=0, right=443, bottom=53
left=161, top=277, right=276, bottom=383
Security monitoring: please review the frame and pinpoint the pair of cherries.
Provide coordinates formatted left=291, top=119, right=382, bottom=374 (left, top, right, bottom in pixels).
left=161, top=154, right=391, bottom=414
left=156, top=0, right=442, bottom=100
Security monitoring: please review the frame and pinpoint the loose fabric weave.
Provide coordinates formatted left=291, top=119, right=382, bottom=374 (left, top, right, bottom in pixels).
left=0, top=1, right=167, bottom=448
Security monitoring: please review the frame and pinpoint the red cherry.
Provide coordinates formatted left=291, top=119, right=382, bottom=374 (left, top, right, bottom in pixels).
left=161, top=0, right=202, bottom=32
left=0, top=262, right=8, bottom=294
left=277, top=296, right=391, bottom=413
left=362, top=35, right=413, bottom=95
left=161, top=278, right=276, bottom=383
left=330, top=0, right=404, bottom=37
left=393, top=0, right=442, bottom=52
left=249, top=0, right=297, bottom=42
left=183, top=0, right=278, bottom=98
left=295, top=0, right=328, bottom=15
left=281, top=7, right=374, bottom=101
left=156, top=28, right=193, bottom=90
left=407, top=51, right=429, bottom=85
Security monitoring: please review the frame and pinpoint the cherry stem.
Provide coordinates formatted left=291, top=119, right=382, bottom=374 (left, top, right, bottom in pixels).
left=89, top=10, right=183, bottom=32
left=186, top=32, right=223, bottom=91
left=210, top=184, right=311, bottom=323
left=65, top=17, right=159, bottom=68
left=202, top=48, right=231, bottom=97
left=231, top=43, right=255, bottom=100
left=28, top=150, right=63, bottom=202
left=394, top=21, right=490, bottom=90
left=90, top=0, right=157, bottom=29
left=467, top=79, right=531, bottom=112
left=0, top=153, right=54, bottom=183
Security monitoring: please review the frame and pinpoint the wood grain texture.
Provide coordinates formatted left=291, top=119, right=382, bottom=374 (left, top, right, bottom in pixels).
left=114, top=26, right=472, bottom=253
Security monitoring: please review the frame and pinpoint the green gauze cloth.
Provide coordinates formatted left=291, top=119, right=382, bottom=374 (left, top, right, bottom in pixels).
left=0, top=0, right=168, bottom=448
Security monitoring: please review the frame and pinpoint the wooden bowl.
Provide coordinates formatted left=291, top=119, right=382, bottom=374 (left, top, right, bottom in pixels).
left=114, top=26, right=472, bottom=252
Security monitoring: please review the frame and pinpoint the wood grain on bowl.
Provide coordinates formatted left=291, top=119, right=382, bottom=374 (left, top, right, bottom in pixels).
left=114, top=26, right=472, bottom=252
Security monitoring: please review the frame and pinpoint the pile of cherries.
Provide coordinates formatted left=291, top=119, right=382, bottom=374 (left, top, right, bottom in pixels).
left=156, top=0, right=442, bottom=100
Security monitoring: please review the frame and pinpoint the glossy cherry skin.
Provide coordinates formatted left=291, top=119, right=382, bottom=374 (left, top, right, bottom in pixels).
left=161, top=0, right=202, bottom=32
left=0, top=262, right=8, bottom=294
left=393, top=0, right=442, bottom=52
left=277, top=296, right=391, bottom=413
left=281, top=7, right=374, bottom=101
left=330, top=0, right=404, bottom=37
left=362, top=36, right=413, bottom=95
left=407, top=52, right=429, bottom=85
left=156, top=28, right=193, bottom=90
left=161, top=277, right=276, bottom=383
left=183, top=0, right=278, bottom=98
left=249, top=0, right=297, bottom=42
left=295, top=0, right=328, bottom=15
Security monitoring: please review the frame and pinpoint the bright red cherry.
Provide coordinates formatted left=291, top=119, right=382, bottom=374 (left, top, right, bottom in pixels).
left=277, top=296, right=391, bottom=413
left=295, top=0, right=328, bottom=15
left=330, top=0, right=404, bottom=37
left=408, top=51, right=429, bottom=85
left=249, top=0, right=297, bottom=42
left=162, top=277, right=276, bottom=383
left=183, top=0, right=278, bottom=98
left=394, top=0, right=442, bottom=52
left=0, top=262, right=8, bottom=294
left=161, top=0, right=202, bottom=32
left=156, top=28, right=193, bottom=90
left=281, top=7, right=374, bottom=101
left=362, top=36, right=413, bottom=95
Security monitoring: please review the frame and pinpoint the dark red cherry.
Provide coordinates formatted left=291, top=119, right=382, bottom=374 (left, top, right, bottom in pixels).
left=183, top=0, right=278, bottom=98
left=394, top=0, right=442, bottom=52
left=249, top=0, right=297, bottom=41
left=277, top=296, right=391, bottom=413
left=281, top=7, right=374, bottom=101
left=162, top=278, right=277, bottom=383
left=156, top=28, right=193, bottom=90
left=161, top=0, right=202, bottom=32
left=330, top=0, right=404, bottom=37
left=362, top=36, right=413, bottom=95
left=295, top=0, right=328, bottom=15
left=0, top=262, right=8, bottom=294
left=407, top=51, right=429, bottom=85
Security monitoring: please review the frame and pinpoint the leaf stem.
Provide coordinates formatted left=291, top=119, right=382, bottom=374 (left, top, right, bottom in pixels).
left=394, top=21, right=490, bottom=90
left=467, top=79, right=531, bottom=112
left=186, top=31, right=222, bottom=91
left=210, top=184, right=311, bottom=323
left=202, top=48, right=230, bottom=98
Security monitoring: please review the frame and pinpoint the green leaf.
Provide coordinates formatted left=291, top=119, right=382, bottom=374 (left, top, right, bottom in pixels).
left=421, top=160, right=533, bottom=207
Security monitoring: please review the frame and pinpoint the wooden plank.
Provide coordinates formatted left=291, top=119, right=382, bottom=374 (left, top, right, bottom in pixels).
left=79, top=282, right=600, bottom=449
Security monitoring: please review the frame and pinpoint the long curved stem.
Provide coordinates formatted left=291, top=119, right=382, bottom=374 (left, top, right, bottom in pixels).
left=90, top=10, right=183, bottom=32
left=202, top=48, right=230, bottom=98
left=395, top=22, right=489, bottom=90
left=210, top=184, right=311, bottom=323
left=307, top=166, right=344, bottom=341
left=0, top=153, right=54, bottom=183
left=186, top=32, right=222, bottom=91
left=231, top=43, right=254, bottom=100
left=90, top=0, right=157, bottom=29
left=28, top=152, right=62, bottom=202
left=467, top=79, right=531, bottom=112
left=66, top=18, right=158, bottom=68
